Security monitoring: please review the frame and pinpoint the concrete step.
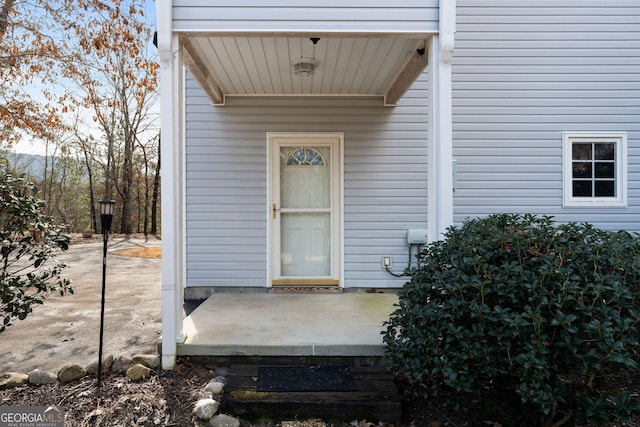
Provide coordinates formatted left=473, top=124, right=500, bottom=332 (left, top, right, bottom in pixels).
left=220, top=362, right=401, bottom=424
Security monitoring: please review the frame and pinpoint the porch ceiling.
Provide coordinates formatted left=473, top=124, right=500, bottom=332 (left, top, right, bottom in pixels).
left=179, top=34, right=430, bottom=106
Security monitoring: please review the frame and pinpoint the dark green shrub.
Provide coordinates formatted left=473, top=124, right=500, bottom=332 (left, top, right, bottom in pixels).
left=0, top=169, right=71, bottom=332
left=383, top=214, right=640, bottom=426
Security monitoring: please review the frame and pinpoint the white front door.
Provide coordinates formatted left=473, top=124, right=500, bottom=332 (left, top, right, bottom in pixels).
left=268, top=133, right=342, bottom=286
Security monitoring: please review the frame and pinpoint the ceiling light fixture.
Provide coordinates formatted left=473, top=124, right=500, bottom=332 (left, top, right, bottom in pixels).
left=293, top=57, right=319, bottom=77
left=293, top=38, right=320, bottom=77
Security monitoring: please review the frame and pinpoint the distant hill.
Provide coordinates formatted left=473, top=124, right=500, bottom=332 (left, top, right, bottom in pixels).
left=1, top=152, right=51, bottom=180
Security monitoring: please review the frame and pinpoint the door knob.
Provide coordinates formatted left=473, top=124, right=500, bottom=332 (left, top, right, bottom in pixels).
left=272, top=203, right=280, bottom=219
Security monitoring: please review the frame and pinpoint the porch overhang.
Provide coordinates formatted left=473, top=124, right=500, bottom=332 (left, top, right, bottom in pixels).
left=156, top=0, right=456, bottom=371
left=178, top=32, right=432, bottom=106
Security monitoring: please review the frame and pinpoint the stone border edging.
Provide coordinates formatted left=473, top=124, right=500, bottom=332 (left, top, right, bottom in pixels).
left=0, top=355, right=241, bottom=426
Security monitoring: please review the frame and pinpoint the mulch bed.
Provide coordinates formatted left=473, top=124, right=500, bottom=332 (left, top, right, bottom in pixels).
left=0, top=359, right=394, bottom=426
left=0, top=359, right=207, bottom=427
left=3, top=358, right=640, bottom=426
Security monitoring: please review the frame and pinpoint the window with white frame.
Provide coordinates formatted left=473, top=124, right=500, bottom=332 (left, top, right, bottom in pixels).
left=562, top=132, right=627, bottom=207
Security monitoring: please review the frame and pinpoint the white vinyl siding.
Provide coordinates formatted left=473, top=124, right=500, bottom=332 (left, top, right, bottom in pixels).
left=184, top=75, right=429, bottom=289
left=453, top=1, right=640, bottom=232
left=172, top=0, right=439, bottom=33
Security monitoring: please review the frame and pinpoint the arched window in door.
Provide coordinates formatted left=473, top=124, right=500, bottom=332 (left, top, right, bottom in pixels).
left=285, top=147, right=326, bottom=167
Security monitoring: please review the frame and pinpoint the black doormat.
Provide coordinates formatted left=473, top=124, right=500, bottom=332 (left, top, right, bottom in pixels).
left=256, top=365, right=356, bottom=392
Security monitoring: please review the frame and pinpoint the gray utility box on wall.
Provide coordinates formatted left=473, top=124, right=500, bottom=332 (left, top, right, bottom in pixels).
left=406, top=229, right=428, bottom=245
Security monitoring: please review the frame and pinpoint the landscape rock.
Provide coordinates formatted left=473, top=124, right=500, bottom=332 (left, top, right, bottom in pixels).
left=131, top=354, right=159, bottom=369
left=28, top=369, right=57, bottom=385
left=111, top=355, right=133, bottom=373
left=204, top=380, right=225, bottom=396
left=58, top=364, right=86, bottom=383
left=126, top=363, right=151, bottom=381
left=209, top=414, right=240, bottom=427
left=86, top=354, right=114, bottom=376
left=0, top=372, right=29, bottom=389
left=194, top=365, right=214, bottom=378
left=193, top=398, right=219, bottom=420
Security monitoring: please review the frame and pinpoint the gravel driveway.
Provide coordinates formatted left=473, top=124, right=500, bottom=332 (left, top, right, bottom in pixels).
left=0, top=238, right=162, bottom=374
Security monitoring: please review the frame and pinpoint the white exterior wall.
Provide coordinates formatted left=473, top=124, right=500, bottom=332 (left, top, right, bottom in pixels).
left=172, top=0, right=439, bottom=33
left=452, top=1, right=640, bottom=232
left=184, top=76, right=429, bottom=290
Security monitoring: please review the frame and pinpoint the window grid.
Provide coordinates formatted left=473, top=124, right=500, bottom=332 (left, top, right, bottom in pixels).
left=562, top=132, right=627, bottom=208
left=571, top=142, right=616, bottom=198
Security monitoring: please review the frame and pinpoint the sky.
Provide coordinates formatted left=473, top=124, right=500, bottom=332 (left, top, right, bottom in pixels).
left=12, top=0, right=158, bottom=156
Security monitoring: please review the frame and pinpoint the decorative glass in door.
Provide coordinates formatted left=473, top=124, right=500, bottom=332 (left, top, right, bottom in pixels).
left=279, top=146, right=331, bottom=277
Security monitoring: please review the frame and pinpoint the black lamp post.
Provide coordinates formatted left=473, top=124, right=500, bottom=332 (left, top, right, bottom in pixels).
left=97, top=199, right=115, bottom=386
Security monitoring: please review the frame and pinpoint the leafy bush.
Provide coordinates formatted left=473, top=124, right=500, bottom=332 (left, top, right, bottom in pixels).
left=0, top=169, right=72, bottom=332
left=383, top=214, right=640, bottom=426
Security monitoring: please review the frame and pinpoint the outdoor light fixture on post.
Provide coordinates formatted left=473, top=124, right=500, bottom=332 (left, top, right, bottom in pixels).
left=97, top=199, right=115, bottom=386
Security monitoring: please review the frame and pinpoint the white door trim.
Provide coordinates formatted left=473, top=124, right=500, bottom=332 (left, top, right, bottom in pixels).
left=266, top=132, right=344, bottom=287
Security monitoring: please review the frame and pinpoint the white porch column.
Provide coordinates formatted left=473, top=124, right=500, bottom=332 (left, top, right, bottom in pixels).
left=157, top=0, right=185, bottom=370
left=427, top=1, right=456, bottom=242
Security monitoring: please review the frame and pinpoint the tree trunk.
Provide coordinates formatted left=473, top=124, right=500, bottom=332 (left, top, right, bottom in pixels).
left=119, top=133, right=133, bottom=235
left=150, top=135, right=160, bottom=235
left=0, top=0, right=15, bottom=42
left=81, top=143, right=98, bottom=234
left=139, top=142, right=150, bottom=238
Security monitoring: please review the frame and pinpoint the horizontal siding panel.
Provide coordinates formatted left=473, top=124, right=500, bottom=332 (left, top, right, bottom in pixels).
left=455, top=132, right=599, bottom=140
left=187, top=220, right=265, bottom=229
left=185, top=121, right=427, bottom=133
left=460, top=168, right=561, bottom=178
left=454, top=81, right=637, bottom=90
left=458, top=33, right=640, bottom=42
left=187, top=179, right=266, bottom=189
left=341, top=237, right=407, bottom=247
left=453, top=57, right=640, bottom=66
left=457, top=40, right=639, bottom=49
left=456, top=197, right=562, bottom=207
left=344, top=188, right=425, bottom=198
left=188, top=237, right=266, bottom=246
left=456, top=98, right=639, bottom=107
left=347, top=230, right=410, bottom=241
left=185, top=83, right=429, bottom=288
left=348, top=163, right=426, bottom=173
left=457, top=48, right=638, bottom=58
left=187, top=212, right=264, bottom=221
left=346, top=197, right=427, bottom=206
left=185, top=110, right=429, bottom=122
left=454, top=75, right=638, bottom=83
left=454, top=106, right=637, bottom=115
left=172, top=1, right=438, bottom=33
left=456, top=24, right=639, bottom=33
left=186, top=229, right=267, bottom=238
left=175, top=7, right=435, bottom=22
left=187, top=189, right=265, bottom=198
left=454, top=122, right=635, bottom=132
left=347, top=181, right=426, bottom=190
left=187, top=253, right=265, bottom=263
left=459, top=6, right=640, bottom=16
left=174, top=0, right=434, bottom=6
left=455, top=114, right=637, bottom=123
left=344, top=221, right=425, bottom=230
left=453, top=0, right=640, bottom=233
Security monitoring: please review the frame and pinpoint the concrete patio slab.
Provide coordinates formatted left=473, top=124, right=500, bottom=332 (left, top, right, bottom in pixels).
left=179, top=293, right=398, bottom=357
